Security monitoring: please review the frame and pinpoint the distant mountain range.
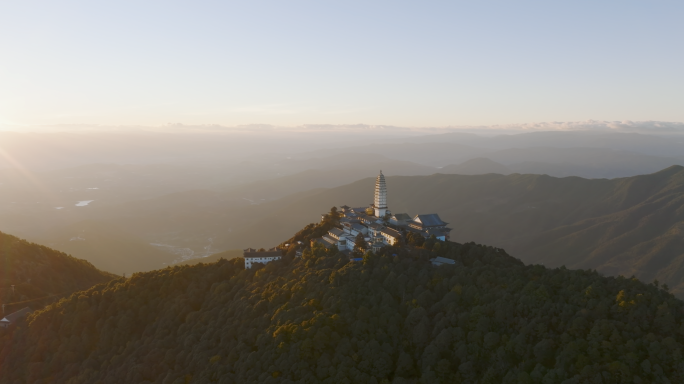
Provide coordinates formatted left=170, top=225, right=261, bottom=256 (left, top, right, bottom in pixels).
left=5, top=129, right=684, bottom=293
left=402, top=130, right=684, bottom=157
left=438, top=149, right=683, bottom=178
left=199, top=165, right=684, bottom=298
left=299, top=144, right=684, bottom=178
left=440, top=158, right=512, bottom=175
left=20, top=165, right=684, bottom=298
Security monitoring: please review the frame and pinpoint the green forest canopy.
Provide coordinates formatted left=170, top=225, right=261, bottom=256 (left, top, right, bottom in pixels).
left=0, top=231, right=116, bottom=313
left=2, top=226, right=683, bottom=383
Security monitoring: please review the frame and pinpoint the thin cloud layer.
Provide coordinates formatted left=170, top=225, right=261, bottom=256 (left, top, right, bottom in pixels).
left=478, top=120, right=684, bottom=134
left=2, top=120, right=684, bottom=135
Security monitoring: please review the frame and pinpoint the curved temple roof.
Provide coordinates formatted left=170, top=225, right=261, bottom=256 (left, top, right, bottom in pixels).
left=413, top=214, right=448, bottom=227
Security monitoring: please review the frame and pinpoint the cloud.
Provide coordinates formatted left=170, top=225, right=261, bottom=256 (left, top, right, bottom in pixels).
left=441, top=120, right=684, bottom=135
left=2, top=120, right=684, bottom=135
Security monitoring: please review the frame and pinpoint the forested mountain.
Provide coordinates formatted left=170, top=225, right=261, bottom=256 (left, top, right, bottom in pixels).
left=0, top=231, right=116, bottom=314
left=2, top=234, right=683, bottom=383
left=41, top=165, right=684, bottom=296
left=174, top=249, right=243, bottom=266
left=198, top=166, right=684, bottom=298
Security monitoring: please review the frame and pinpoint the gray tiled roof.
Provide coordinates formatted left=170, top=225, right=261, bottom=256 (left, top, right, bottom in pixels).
left=322, top=235, right=338, bottom=245
left=413, top=214, right=448, bottom=227
left=329, top=227, right=345, bottom=237
left=392, top=213, right=411, bottom=221
left=312, top=238, right=331, bottom=248
left=381, top=227, right=402, bottom=238
left=431, top=256, right=456, bottom=266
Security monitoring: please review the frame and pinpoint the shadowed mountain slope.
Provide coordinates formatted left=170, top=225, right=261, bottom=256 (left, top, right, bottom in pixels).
left=174, top=249, right=243, bottom=266
left=0, top=231, right=116, bottom=313
left=1, top=238, right=683, bottom=383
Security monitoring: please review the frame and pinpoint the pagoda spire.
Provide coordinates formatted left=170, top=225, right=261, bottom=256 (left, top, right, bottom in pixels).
left=374, top=170, right=387, bottom=217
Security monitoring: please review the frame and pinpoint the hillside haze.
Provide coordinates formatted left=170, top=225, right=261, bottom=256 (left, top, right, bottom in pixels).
left=4, top=1, right=684, bottom=380
left=150, top=166, right=684, bottom=297
left=3, top=128, right=684, bottom=382
left=4, top=129, right=684, bottom=278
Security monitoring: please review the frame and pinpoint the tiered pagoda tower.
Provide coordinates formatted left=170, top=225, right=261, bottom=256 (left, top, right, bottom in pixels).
left=373, top=170, right=387, bottom=217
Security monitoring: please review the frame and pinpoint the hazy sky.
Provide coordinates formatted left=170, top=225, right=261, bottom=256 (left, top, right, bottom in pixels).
left=1, top=1, right=683, bottom=128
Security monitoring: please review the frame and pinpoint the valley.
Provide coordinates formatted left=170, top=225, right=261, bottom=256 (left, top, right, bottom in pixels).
left=4, top=130, right=684, bottom=295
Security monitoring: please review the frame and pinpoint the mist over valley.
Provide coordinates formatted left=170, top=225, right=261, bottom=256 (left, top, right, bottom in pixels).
left=3, top=2, right=684, bottom=380
left=3, top=129, right=684, bottom=290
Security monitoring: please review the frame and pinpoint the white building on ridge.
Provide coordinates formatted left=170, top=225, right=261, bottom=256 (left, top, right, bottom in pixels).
left=243, top=247, right=282, bottom=269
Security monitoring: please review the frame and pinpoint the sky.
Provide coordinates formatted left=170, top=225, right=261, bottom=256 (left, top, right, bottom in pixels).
left=1, top=1, right=683, bottom=128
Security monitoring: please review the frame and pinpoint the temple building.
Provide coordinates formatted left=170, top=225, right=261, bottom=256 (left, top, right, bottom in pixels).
left=243, top=247, right=282, bottom=269
left=314, top=171, right=452, bottom=254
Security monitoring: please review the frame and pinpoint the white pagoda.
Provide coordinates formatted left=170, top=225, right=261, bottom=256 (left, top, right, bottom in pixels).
left=372, top=170, right=388, bottom=217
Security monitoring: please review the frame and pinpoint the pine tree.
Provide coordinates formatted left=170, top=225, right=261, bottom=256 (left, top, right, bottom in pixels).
left=354, top=233, right=367, bottom=256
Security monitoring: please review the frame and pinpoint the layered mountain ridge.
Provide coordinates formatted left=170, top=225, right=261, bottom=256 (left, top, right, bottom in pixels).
left=205, top=166, right=684, bottom=297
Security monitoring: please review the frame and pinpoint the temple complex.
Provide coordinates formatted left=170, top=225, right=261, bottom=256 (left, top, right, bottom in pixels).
left=245, top=171, right=453, bottom=268
left=316, top=171, right=452, bottom=253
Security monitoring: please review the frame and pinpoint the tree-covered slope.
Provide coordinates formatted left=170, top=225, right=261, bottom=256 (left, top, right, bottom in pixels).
left=0, top=231, right=116, bottom=313
left=209, top=166, right=684, bottom=297
left=2, top=239, right=683, bottom=383
left=56, top=162, right=684, bottom=296
left=174, top=249, right=243, bottom=267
